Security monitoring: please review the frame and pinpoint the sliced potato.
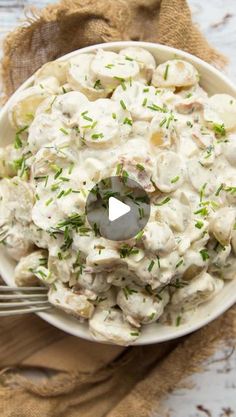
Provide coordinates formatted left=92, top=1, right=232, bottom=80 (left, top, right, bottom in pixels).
left=152, top=151, right=185, bottom=192
left=187, top=157, right=216, bottom=195
left=34, top=76, right=60, bottom=94
left=9, top=86, right=49, bottom=129
left=149, top=112, right=177, bottom=148
left=35, top=60, right=68, bottom=85
left=155, top=197, right=190, bottom=233
left=78, top=99, right=132, bottom=148
left=4, top=224, right=34, bottom=261
left=117, top=286, right=169, bottom=326
left=143, top=221, right=176, bottom=254
left=112, top=81, right=169, bottom=122
left=52, top=91, right=89, bottom=127
left=119, top=46, right=156, bottom=82
left=0, top=177, right=34, bottom=225
left=67, top=53, right=108, bottom=100
left=27, top=113, right=71, bottom=153
left=209, top=207, right=235, bottom=246
left=89, top=307, right=140, bottom=345
left=0, top=145, right=22, bottom=178
left=171, top=271, right=224, bottom=309
left=90, top=50, right=140, bottom=89
left=204, top=94, right=236, bottom=131
left=48, top=281, right=94, bottom=319
left=14, top=249, right=47, bottom=287
left=152, top=59, right=199, bottom=88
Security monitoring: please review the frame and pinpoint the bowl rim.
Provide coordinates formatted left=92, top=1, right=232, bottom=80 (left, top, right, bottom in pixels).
left=1, top=40, right=236, bottom=346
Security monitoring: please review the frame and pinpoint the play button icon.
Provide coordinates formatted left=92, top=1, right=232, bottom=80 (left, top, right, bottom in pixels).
left=86, top=176, right=150, bottom=241
left=108, top=197, right=130, bottom=221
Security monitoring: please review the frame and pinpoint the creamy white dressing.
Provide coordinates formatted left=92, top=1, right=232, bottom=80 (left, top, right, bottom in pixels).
left=1, top=47, right=236, bottom=346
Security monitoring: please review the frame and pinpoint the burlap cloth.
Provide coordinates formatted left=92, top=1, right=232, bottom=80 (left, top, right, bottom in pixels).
left=0, top=1, right=235, bottom=416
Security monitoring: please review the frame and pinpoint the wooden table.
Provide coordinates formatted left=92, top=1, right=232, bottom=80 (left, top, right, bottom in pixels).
left=0, top=1, right=236, bottom=416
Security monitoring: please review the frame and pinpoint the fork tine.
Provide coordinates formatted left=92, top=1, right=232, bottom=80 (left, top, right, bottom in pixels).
left=0, top=306, right=52, bottom=317
left=0, top=293, right=49, bottom=300
left=0, top=300, right=50, bottom=308
left=0, top=286, right=47, bottom=292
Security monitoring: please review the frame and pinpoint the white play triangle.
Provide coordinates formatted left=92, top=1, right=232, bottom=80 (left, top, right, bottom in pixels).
left=108, top=197, right=131, bottom=222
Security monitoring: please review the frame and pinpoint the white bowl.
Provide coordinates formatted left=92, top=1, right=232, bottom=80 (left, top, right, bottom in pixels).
left=1, top=41, right=236, bottom=345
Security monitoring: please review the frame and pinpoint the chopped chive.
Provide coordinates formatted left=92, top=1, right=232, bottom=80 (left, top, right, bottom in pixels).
left=163, top=64, right=169, bottom=80
left=54, top=168, right=63, bottom=180
left=45, top=198, right=53, bottom=206
left=155, top=197, right=171, bottom=206
left=159, top=117, right=167, bottom=127
left=120, top=100, right=127, bottom=110
left=119, top=244, right=139, bottom=258
left=116, top=163, right=123, bottom=175
left=64, top=188, right=72, bottom=196
left=123, top=117, right=133, bottom=126
left=125, top=56, right=133, bottom=61
left=194, top=207, right=208, bottom=216
left=91, top=133, right=104, bottom=139
left=147, top=104, right=167, bottom=113
left=130, top=332, right=140, bottom=337
left=14, top=134, right=23, bottom=149
left=171, top=176, right=179, bottom=184
left=68, top=163, right=74, bottom=175
left=195, top=220, right=204, bottom=229
left=135, top=230, right=144, bottom=240
left=200, top=249, right=209, bottom=261
left=93, top=79, right=102, bottom=90
left=212, top=123, right=226, bottom=137
left=114, top=76, right=126, bottom=90
left=176, top=259, right=183, bottom=268
left=176, top=316, right=182, bottom=326
left=142, top=98, right=147, bottom=107
left=148, top=312, right=156, bottom=321
left=148, top=260, right=155, bottom=272
left=60, top=127, right=69, bottom=135
left=51, top=183, right=60, bottom=192
left=57, top=190, right=65, bottom=199
left=166, top=113, right=174, bottom=128
left=215, top=183, right=224, bottom=196
left=200, top=182, right=207, bottom=202
left=44, top=175, right=49, bottom=187
left=224, top=186, right=236, bottom=194
left=136, top=163, right=145, bottom=171
left=112, top=113, right=117, bottom=119
left=122, top=170, right=129, bottom=184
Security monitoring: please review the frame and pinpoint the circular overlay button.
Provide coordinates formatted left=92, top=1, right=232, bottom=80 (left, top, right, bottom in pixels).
left=86, top=176, right=150, bottom=241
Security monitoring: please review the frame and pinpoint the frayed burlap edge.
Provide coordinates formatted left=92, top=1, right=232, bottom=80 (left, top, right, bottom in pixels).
left=1, top=0, right=227, bottom=100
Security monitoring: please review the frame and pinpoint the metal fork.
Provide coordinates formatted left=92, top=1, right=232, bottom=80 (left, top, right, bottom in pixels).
left=0, top=286, right=51, bottom=316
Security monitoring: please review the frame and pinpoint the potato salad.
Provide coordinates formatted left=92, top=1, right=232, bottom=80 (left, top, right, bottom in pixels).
left=1, top=46, right=236, bottom=345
